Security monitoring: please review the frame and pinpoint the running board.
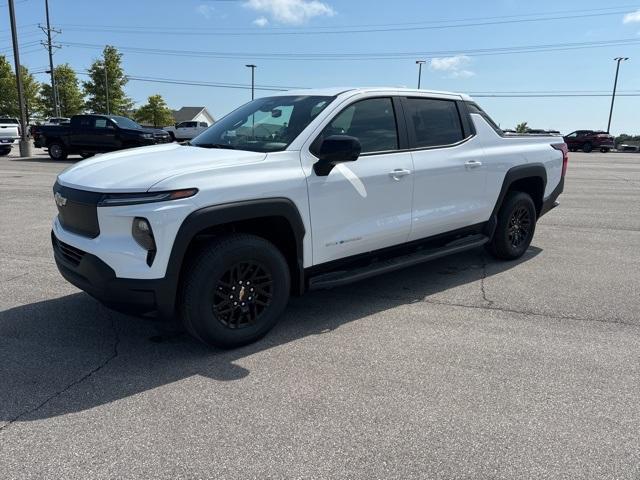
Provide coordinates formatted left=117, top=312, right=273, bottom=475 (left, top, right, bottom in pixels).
left=309, top=234, right=489, bottom=290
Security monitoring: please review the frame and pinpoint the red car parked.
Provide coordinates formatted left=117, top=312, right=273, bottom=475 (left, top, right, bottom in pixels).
left=563, top=130, right=615, bottom=153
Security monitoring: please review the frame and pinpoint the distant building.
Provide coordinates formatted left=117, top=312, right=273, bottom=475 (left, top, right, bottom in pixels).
left=171, top=107, right=215, bottom=126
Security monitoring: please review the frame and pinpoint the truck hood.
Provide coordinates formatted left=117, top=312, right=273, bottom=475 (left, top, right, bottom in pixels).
left=57, top=143, right=267, bottom=193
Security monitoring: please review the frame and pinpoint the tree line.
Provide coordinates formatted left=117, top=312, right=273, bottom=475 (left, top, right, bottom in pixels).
left=0, top=45, right=174, bottom=127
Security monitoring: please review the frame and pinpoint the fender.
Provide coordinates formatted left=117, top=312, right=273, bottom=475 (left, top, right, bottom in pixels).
left=484, top=163, right=547, bottom=237
left=155, top=198, right=306, bottom=318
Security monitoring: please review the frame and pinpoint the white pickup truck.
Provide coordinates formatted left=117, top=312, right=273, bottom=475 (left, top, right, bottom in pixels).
left=0, top=117, right=20, bottom=156
left=164, top=120, right=209, bottom=142
left=51, top=87, right=567, bottom=348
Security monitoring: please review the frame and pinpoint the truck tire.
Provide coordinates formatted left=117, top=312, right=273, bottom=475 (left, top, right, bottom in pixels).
left=582, top=142, right=593, bottom=153
left=48, top=141, right=68, bottom=160
left=600, top=147, right=610, bottom=153
left=487, top=191, right=537, bottom=260
left=0, top=147, right=10, bottom=156
left=168, top=132, right=176, bottom=142
left=180, top=233, right=291, bottom=348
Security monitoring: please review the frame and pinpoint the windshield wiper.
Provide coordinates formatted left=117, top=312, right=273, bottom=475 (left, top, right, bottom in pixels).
left=192, top=143, right=236, bottom=150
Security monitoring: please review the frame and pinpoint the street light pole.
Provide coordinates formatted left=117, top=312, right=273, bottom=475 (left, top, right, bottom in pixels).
left=416, top=60, right=426, bottom=89
left=607, top=57, right=629, bottom=134
left=7, top=0, right=32, bottom=157
left=245, top=64, right=257, bottom=100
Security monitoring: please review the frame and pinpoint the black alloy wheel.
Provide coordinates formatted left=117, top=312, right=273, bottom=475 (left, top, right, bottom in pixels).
left=507, top=206, right=531, bottom=249
left=213, top=261, right=273, bottom=329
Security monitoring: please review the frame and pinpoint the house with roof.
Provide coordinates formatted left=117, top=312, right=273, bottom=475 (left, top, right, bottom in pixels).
left=171, top=106, right=215, bottom=127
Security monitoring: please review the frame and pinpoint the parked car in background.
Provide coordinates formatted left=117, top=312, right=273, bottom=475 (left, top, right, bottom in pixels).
left=0, top=117, right=21, bottom=156
left=564, top=130, right=614, bottom=153
left=50, top=87, right=566, bottom=348
left=44, top=117, right=71, bottom=125
left=33, top=114, right=157, bottom=160
left=164, top=121, right=209, bottom=141
left=618, top=143, right=640, bottom=152
left=151, top=128, right=171, bottom=144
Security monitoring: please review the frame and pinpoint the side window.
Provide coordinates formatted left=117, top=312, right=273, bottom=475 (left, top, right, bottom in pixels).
left=78, top=117, right=92, bottom=128
left=566, top=132, right=577, bottom=138
left=199, top=122, right=208, bottom=128
left=316, top=97, right=398, bottom=154
left=94, top=118, right=108, bottom=129
left=466, top=102, right=503, bottom=136
left=405, top=98, right=464, bottom=148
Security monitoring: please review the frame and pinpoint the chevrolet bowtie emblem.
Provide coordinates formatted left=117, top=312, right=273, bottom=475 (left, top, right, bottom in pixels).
left=54, top=192, right=67, bottom=207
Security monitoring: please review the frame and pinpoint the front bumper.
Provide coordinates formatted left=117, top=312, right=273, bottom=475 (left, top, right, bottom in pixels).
left=52, top=231, right=174, bottom=318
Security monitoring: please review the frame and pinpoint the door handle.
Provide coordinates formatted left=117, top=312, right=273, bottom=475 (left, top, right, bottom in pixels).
left=465, top=160, right=483, bottom=169
left=389, top=168, right=412, bottom=180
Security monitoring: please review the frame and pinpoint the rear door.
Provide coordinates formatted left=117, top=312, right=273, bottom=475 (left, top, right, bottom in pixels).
left=304, top=96, right=415, bottom=265
left=402, top=96, right=489, bottom=241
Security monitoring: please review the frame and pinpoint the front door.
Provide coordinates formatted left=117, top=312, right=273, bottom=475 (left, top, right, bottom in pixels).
left=303, top=97, right=414, bottom=265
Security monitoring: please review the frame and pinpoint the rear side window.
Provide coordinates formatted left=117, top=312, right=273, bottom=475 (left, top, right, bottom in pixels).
left=404, top=98, right=464, bottom=148
left=316, top=97, right=398, bottom=154
left=466, top=102, right=503, bottom=135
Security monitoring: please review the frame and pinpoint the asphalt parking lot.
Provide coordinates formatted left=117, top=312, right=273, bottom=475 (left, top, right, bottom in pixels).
left=1, top=148, right=639, bottom=479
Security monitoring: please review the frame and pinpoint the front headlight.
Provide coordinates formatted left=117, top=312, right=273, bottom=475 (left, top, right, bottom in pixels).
left=98, top=188, right=198, bottom=207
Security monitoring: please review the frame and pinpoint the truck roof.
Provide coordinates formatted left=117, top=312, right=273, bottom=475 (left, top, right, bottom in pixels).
left=270, top=87, right=473, bottom=101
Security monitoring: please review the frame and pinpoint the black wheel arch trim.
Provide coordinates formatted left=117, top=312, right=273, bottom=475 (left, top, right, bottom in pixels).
left=484, top=163, right=548, bottom=237
left=158, top=197, right=307, bottom=319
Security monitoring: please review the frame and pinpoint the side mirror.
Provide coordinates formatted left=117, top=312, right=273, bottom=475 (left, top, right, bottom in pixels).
left=313, top=135, right=361, bottom=176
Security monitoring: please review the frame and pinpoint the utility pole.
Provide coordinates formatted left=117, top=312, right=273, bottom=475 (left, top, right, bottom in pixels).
left=607, top=57, right=629, bottom=134
left=104, top=64, right=109, bottom=114
left=8, top=0, right=32, bottom=157
left=245, top=64, right=256, bottom=100
left=40, top=0, right=62, bottom=118
left=416, top=60, right=426, bottom=89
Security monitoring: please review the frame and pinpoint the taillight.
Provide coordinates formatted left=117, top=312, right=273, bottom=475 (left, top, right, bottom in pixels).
left=552, top=143, right=569, bottom=177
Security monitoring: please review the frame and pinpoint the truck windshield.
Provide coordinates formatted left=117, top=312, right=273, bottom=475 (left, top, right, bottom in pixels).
left=190, top=95, right=335, bottom=153
left=0, top=118, right=19, bottom=124
left=109, top=116, right=142, bottom=130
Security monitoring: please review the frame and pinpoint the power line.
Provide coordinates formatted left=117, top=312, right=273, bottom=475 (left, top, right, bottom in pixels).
left=57, top=37, right=640, bottom=61
left=57, top=9, right=639, bottom=36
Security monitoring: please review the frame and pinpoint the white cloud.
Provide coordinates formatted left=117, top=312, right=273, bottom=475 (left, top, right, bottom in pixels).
left=253, top=16, right=269, bottom=27
left=244, top=0, right=335, bottom=25
left=623, top=9, right=640, bottom=23
left=196, top=4, right=215, bottom=19
left=430, top=55, right=475, bottom=78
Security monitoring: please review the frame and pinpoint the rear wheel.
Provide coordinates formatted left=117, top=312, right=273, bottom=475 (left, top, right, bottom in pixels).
left=48, top=141, right=67, bottom=160
left=180, top=233, right=290, bottom=348
left=487, top=191, right=537, bottom=260
left=582, top=142, right=593, bottom=153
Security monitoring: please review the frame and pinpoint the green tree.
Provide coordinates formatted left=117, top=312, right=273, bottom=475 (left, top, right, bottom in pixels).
left=39, top=64, right=84, bottom=118
left=0, top=55, right=41, bottom=122
left=515, top=122, right=529, bottom=134
left=83, top=45, right=133, bottom=115
left=134, top=94, right=174, bottom=127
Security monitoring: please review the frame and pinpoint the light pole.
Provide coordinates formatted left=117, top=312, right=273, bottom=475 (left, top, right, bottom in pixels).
left=7, top=0, right=32, bottom=157
left=416, top=60, right=426, bottom=89
left=607, top=57, right=629, bottom=134
left=245, top=64, right=256, bottom=100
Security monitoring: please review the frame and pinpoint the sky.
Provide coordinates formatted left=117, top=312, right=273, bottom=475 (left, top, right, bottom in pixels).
left=1, top=0, right=639, bottom=134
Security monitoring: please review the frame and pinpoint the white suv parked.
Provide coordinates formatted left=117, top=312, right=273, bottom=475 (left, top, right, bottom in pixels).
left=51, top=87, right=567, bottom=348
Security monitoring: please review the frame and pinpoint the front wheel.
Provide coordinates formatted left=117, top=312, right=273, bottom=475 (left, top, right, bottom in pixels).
left=0, top=147, right=10, bottom=157
left=180, top=233, right=291, bottom=348
left=48, top=141, right=68, bottom=160
left=582, top=142, right=593, bottom=153
left=487, top=191, right=537, bottom=260
left=600, top=147, right=610, bottom=153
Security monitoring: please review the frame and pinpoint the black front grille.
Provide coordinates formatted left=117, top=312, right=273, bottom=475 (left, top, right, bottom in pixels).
left=52, top=233, right=87, bottom=266
left=53, top=182, right=101, bottom=238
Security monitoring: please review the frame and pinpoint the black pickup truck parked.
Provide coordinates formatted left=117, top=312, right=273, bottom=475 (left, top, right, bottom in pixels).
left=33, top=114, right=164, bottom=160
